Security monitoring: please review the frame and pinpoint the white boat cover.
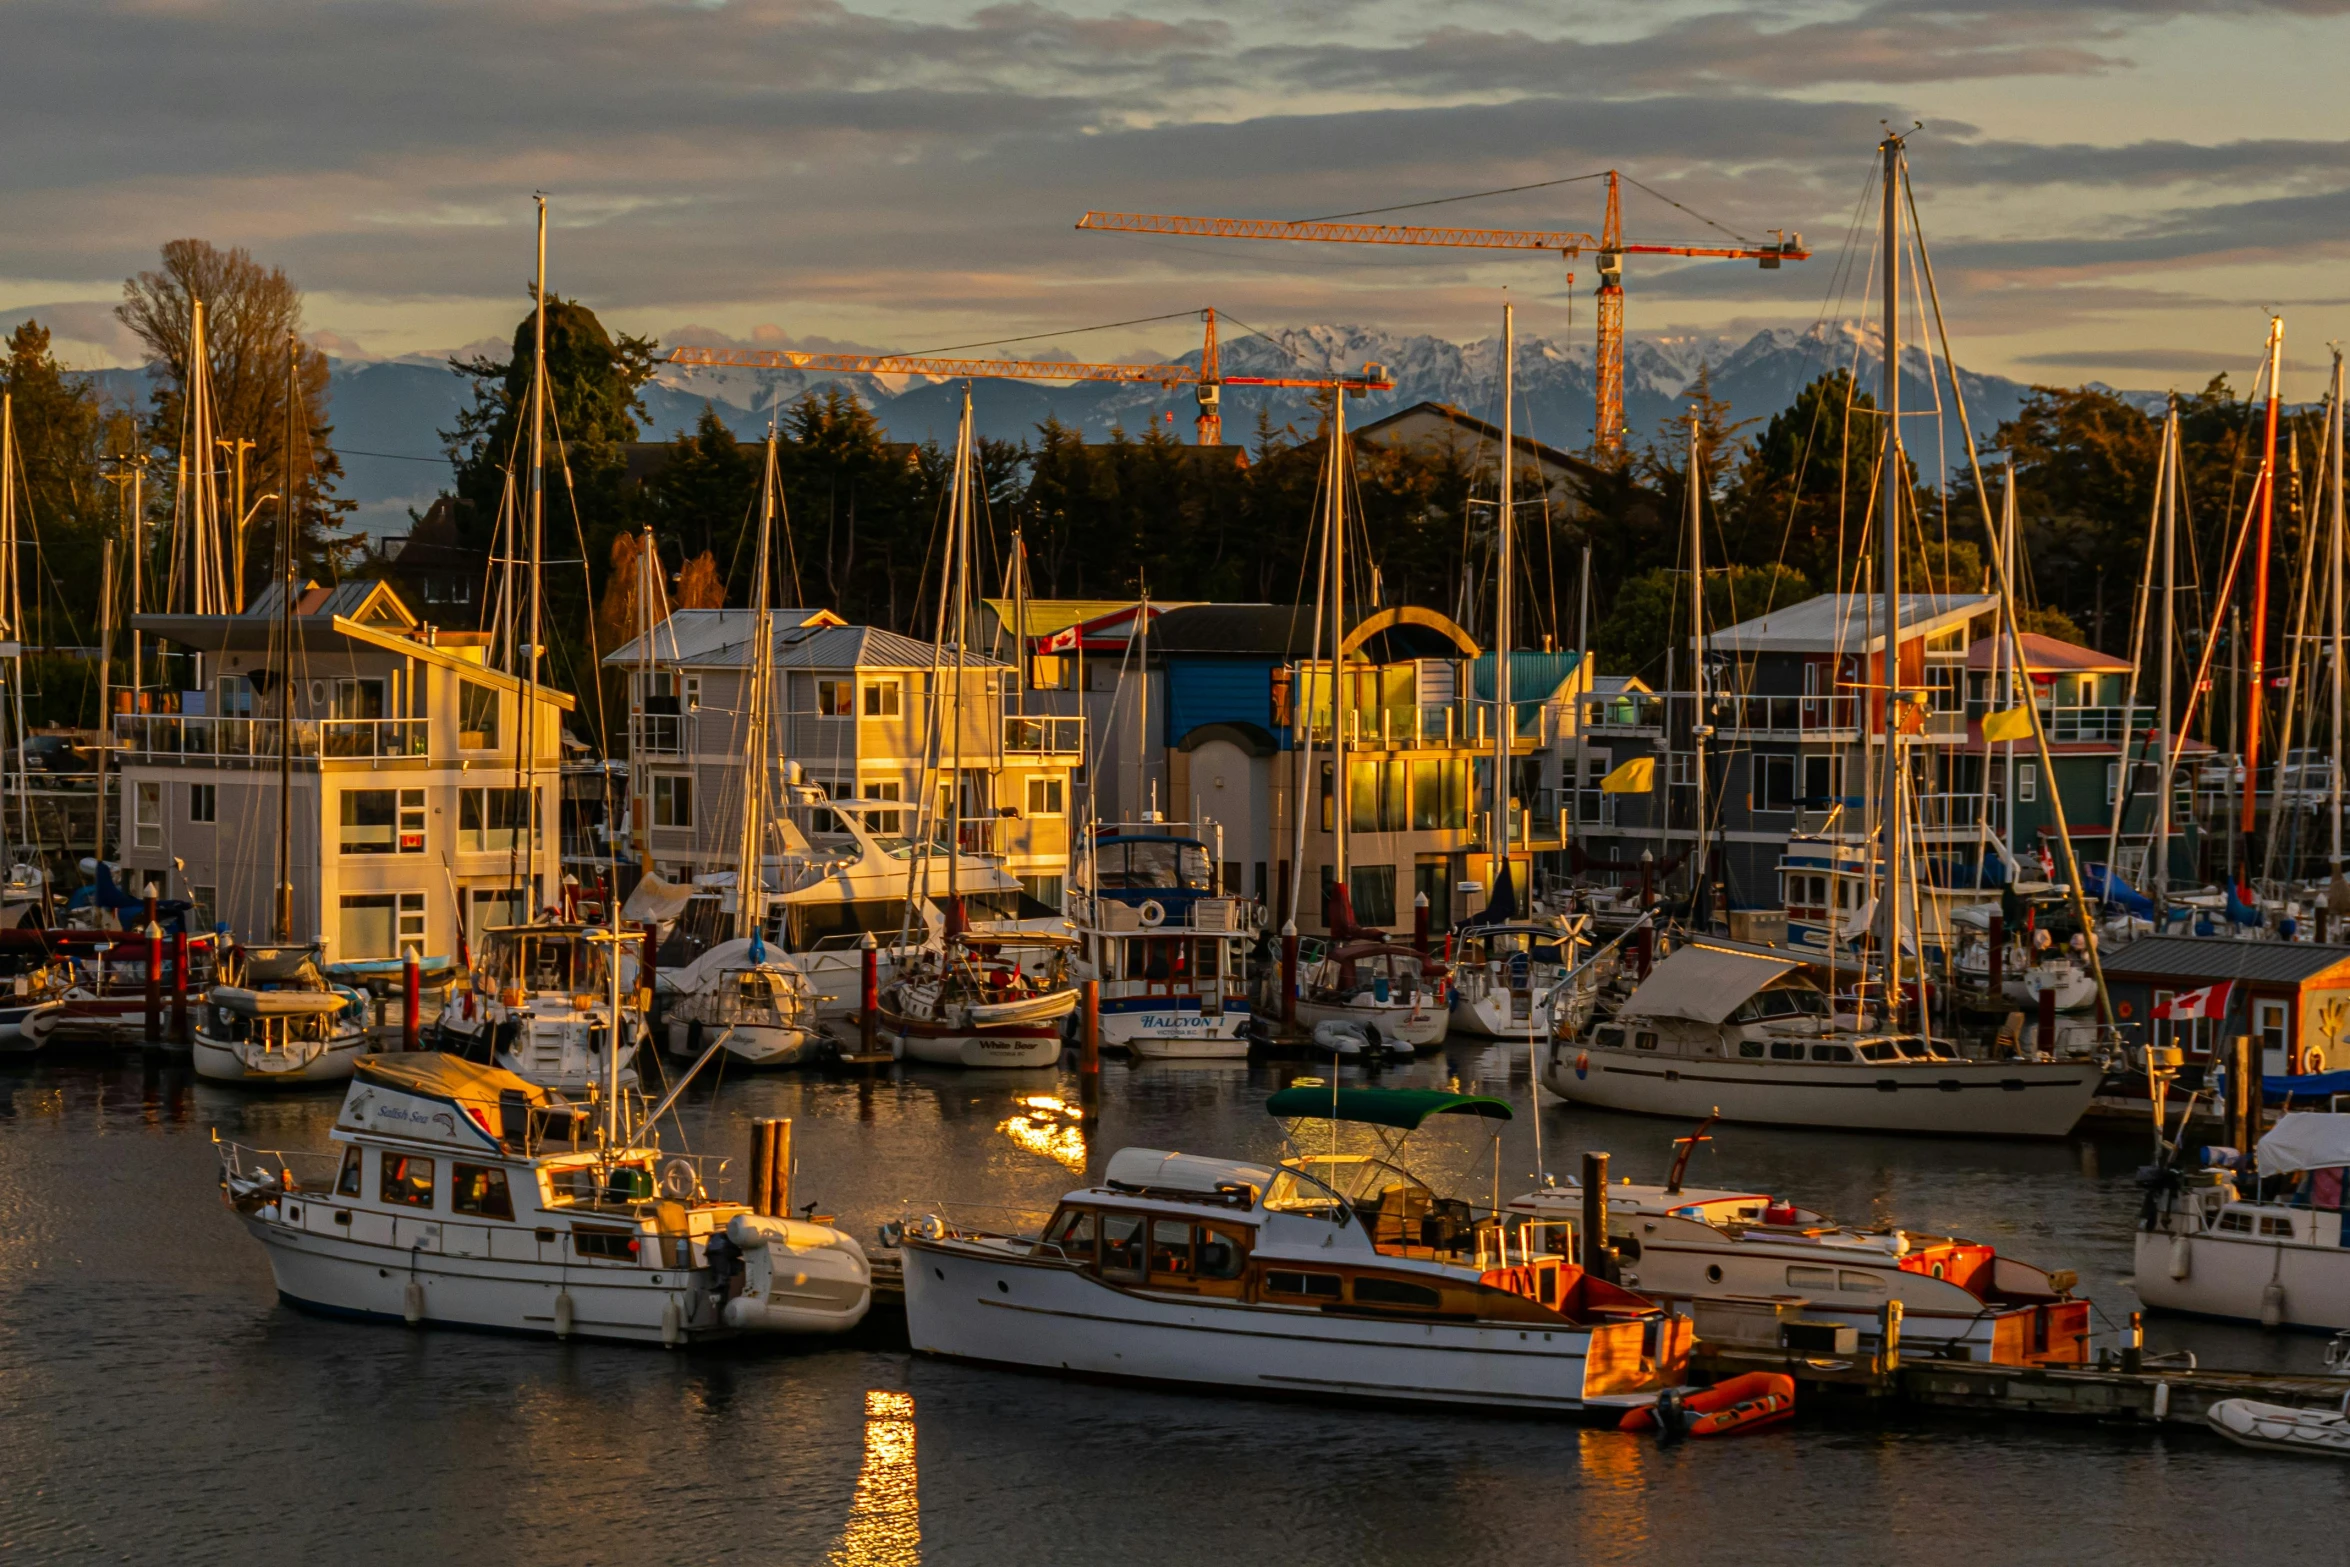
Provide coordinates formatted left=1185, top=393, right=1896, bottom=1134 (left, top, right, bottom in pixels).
left=622, top=871, right=697, bottom=924
left=1617, top=938, right=1805, bottom=1025
left=209, top=985, right=349, bottom=1016
left=2257, top=1113, right=2350, bottom=1175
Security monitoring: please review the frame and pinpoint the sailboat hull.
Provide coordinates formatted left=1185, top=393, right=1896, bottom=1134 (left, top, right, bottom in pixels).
left=193, top=1029, right=374, bottom=1084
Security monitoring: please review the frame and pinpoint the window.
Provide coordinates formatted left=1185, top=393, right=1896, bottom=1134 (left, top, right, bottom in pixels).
left=1669, top=751, right=1696, bottom=787
left=2106, top=762, right=2121, bottom=805
left=459, top=788, right=533, bottom=853
left=340, top=894, right=397, bottom=961
left=571, top=1225, right=639, bottom=1261
left=1319, top=761, right=1336, bottom=831
left=401, top=789, right=426, bottom=853
left=2260, top=1216, right=2295, bottom=1238
left=380, top=1153, right=436, bottom=1208
left=683, top=676, right=700, bottom=711
left=1810, top=1043, right=1855, bottom=1062
left=859, top=779, right=903, bottom=834
left=1099, top=1212, right=1145, bottom=1281
left=470, top=886, right=528, bottom=945
left=2018, top=763, right=2037, bottom=803
left=1739, top=1040, right=1765, bottom=1058
left=1635, top=1031, right=1659, bottom=1051
left=1041, top=1207, right=1096, bottom=1264
left=333, top=677, right=387, bottom=720
left=451, top=1163, right=515, bottom=1221
left=134, top=781, right=161, bottom=849
left=341, top=790, right=397, bottom=855
left=1349, top=864, right=1396, bottom=928
left=1803, top=754, right=1837, bottom=804
left=1264, top=1269, right=1343, bottom=1300
left=816, top=679, right=853, bottom=717
left=2217, top=1210, right=2253, bottom=1234
left=397, top=891, right=426, bottom=956
left=1195, top=1225, right=1246, bottom=1280
left=1020, top=874, right=1065, bottom=911
left=189, top=783, right=216, bottom=823
left=862, top=679, right=901, bottom=717
left=1769, top=1040, right=1802, bottom=1060
left=1756, top=754, right=1796, bottom=813
left=337, top=1147, right=364, bottom=1197
left=1786, top=1265, right=1838, bottom=1289
left=1026, top=775, right=1065, bottom=816
left=1147, top=1218, right=1194, bottom=1280
left=1352, top=1275, right=1443, bottom=1309
left=652, top=775, right=694, bottom=829
left=459, top=681, right=500, bottom=750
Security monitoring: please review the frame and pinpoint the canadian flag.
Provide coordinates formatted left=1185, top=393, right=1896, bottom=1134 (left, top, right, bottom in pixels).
left=2152, top=980, right=2234, bottom=1021
left=1043, top=624, right=1081, bottom=653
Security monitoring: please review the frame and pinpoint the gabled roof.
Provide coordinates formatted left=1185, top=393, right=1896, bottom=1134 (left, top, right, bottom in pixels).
left=1709, top=593, right=1997, bottom=656
left=602, top=607, right=848, bottom=666
left=1965, top=631, right=2132, bottom=676
left=1470, top=649, right=1584, bottom=701
left=981, top=598, right=1147, bottom=641
left=603, top=614, right=1003, bottom=673
left=242, top=579, right=416, bottom=628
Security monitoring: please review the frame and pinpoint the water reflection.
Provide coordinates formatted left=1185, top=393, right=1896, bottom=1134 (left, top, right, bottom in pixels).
left=833, top=1389, right=919, bottom=1567
left=997, top=1095, right=1087, bottom=1170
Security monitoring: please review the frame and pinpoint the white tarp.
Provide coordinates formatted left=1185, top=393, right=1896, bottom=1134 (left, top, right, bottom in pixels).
left=1617, top=938, right=1805, bottom=1025
left=2257, top=1113, right=2350, bottom=1175
left=621, top=871, right=698, bottom=925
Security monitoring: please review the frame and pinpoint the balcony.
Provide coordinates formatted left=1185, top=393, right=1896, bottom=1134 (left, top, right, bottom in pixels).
left=1913, top=792, right=2003, bottom=835
left=113, top=714, right=429, bottom=762
left=1002, top=714, right=1086, bottom=756
left=1965, top=700, right=2157, bottom=744
left=632, top=712, right=685, bottom=757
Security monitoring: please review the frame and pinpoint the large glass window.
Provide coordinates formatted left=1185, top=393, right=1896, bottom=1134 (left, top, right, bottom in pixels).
left=341, top=790, right=398, bottom=855
left=1349, top=864, right=1397, bottom=928
left=816, top=679, right=853, bottom=717
left=1041, top=1206, right=1096, bottom=1264
left=380, top=1153, right=436, bottom=1208
left=1099, top=1212, right=1145, bottom=1282
left=459, top=788, right=532, bottom=853
left=459, top=681, right=500, bottom=750
left=451, top=1163, right=515, bottom=1221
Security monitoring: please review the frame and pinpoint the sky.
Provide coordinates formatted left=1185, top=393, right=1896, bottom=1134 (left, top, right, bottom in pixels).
left=5, top=0, right=2350, bottom=395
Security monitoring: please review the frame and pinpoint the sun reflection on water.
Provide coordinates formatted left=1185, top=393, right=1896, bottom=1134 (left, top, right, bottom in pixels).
left=997, top=1095, right=1087, bottom=1170
left=831, top=1390, right=920, bottom=1567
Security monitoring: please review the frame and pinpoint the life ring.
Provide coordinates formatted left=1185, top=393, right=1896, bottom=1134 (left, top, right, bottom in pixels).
left=1138, top=899, right=1167, bottom=928
left=658, top=1156, right=698, bottom=1199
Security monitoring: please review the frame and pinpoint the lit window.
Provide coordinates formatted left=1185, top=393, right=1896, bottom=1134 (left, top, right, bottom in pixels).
left=341, top=790, right=398, bottom=855
left=459, top=681, right=500, bottom=750
left=861, top=780, right=902, bottom=834
left=379, top=1152, right=435, bottom=1208
left=816, top=679, right=853, bottom=717
left=451, top=1163, right=514, bottom=1221
left=458, top=789, right=532, bottom=853
left=1026, top=776, right=1065, bottom=816
left=398, top=891, right=426, bottom=955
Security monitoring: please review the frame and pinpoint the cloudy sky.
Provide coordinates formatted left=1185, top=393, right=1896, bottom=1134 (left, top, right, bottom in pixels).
left=5, top=0, right=2350, bottom=392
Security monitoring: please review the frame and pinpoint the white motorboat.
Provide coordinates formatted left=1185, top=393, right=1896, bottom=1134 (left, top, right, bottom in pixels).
left=881, top=931, right=1079, bottom=1067
left=2136, top=1112, right=2350, bottom=1330
left=436, top=921, right=645, bottom=1093
left=1447, top=920, right=1581, bottom=1041
left=1070, top=825, right=1254, bottom=1060
left=1542, top=936, right=2102, bottom=1137
left=1293, top=940, right=1449, bottom=1053
left=2207, top=1395, right=2350, bottom=1457
left=193, top=944, right=374, bottom=1084
left=660, top=938, right=822, bottom=1067
left=1508, top=1126, right=2090, bottom=1365
left=901, top=1086, right=1689, bottom=1414
left=216, top=1052, right=870, bottom=1344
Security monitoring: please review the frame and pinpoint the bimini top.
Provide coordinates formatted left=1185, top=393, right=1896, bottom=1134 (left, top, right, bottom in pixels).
left=1265, top=1086, right=1512, bottom=1129
left=2257, top=1112, right=2350, bottom=1176
left=1618, top=937, right=1805, bottom=1025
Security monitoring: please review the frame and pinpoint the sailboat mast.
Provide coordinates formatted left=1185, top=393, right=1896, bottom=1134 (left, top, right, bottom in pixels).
left=738, top=435, right=779, bottom=941
left=1495, top=302, right=1514, bottom=903
left=2155, top=401, right=2179, bottom=907
left=948, top=388, right=971, bottom=904
left=520, top=196, right=548, bottom=913
left=1, top=393, right=21, bottom=872
left=275, top=334, right=299, bottom=942
left=1687, top=409, right=1706, bottom=914
left=2242, top=315, right=2285, bottom=850
left=1330, top=389, right=1349, bottom=896
left=1876, top=131, right=1906, bottom=1025
left=2331, top=353, right=2346, bottom=875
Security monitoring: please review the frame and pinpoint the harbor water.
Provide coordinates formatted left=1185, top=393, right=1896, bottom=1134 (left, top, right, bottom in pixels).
left=3, top=1043, right=2345, bottom=1565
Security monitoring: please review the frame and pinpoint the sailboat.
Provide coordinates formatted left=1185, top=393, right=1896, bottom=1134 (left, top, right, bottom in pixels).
left=434, top=200, right=646, bottom=1092
left=878, top=388, right=1080, bottom=1067
left=658, top=433, right=821, bottom=1066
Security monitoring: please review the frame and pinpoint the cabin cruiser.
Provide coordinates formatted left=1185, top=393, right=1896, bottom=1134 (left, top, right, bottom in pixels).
left=215, top=1052, right=870, bottom=1344
left=659, top=936, right=822, bottom=1067
left=880, top=931, right=1080, bottom=1067
left=1294, top=940, right=1449, bottom=1052
left=1448, top=920, right=1583, bottom=1041
left=1542, top=937, right=2102, bottom=1136
left=435, top=921, right=644, bottom=1092
left=1509, top=1131, right=2088, bottom=1364
left=192, top=943, right=373, bottom=1084
left=1071, top=825, right=1254, bottom=1059
left=2137, top=1113, right=2350, bottom=1330
left=901, top=1087, right=1688, bottom=1414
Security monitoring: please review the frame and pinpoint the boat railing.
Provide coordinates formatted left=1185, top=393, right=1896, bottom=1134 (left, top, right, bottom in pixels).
left=215, top=1136, right=342, bottom=1192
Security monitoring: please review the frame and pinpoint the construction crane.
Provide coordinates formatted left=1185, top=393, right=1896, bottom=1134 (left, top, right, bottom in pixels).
left=661, top=311, right=1390, bottom=447
left=1075, top=171, right=1809, bottom=455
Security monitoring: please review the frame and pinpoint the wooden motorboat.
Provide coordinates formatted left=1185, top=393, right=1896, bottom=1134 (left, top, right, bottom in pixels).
left=879, top=932, right=1078, bottom=1068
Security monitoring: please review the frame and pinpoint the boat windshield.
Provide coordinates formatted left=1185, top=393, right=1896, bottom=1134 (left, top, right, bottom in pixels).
left=483, top=930, right=612, bottom=994
left=872, top=831, right=955, bottom=861
left=1262, top=1161, right=1354, bottom=1220
left=1283, top=1153, right=1427, bottom=1207
left=1097, top=840, right=1213, bottom=892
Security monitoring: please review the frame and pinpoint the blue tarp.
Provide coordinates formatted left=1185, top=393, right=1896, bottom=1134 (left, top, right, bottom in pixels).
left=2083, top=863, right=2156, bottom=920
left=2225, top=881, right=2263, bottom=928
left=2264, top=1069, right=2350, bottom=1105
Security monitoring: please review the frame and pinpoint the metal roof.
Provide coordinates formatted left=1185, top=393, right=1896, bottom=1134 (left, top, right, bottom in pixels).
left=1148, top=604, right=1314, bottom=656
left=1965, top=631, right=2131, bottom=675
left=604, top=615, right=1003, bottom=673
left=1470, top=649, right=1583, bottom=701
left=2100, top=936, right=2350, bottom=986
left=1708, top=593, right=1996, bottom=655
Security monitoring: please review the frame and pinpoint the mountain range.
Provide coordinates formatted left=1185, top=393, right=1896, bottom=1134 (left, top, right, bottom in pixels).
left=93, top=324, right=2131, bottom=541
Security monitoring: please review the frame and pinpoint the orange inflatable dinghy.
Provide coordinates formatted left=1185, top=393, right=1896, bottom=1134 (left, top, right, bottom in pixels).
left=1618, top=1371, right=1796, bottom=1437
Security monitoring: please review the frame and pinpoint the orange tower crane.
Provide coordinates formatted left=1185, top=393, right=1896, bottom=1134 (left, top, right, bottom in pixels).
left=1075, top=172, right=1808, bottom=455
left=662, top=311, right=1388, bottom=447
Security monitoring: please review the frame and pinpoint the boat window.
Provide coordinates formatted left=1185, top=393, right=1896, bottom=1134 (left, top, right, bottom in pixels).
left=1838, top=1270, right=1888, bottom=1293
left=542, top=1166, right=597, bottom=1207
left=1739, top=1040, right=1765, bottom=1058
left=336, top=1146, right=364, bottom=1197
left=572, top=1225, right=638, bottom=1261
left=1894, top=1038, right=1933, bottom=1060
left=1809, top=1044, right=1855, bottom=1063
left=1353, top=1275, right=1443, bottom=1310
left=380, top=1153, right=436, bottom=1209
left=2259, top=1216, right=2295, bottom=1238
left=451, top=1163, right=515, bottom=1222
left=1041, top=1207, right=1096, bottom=1263
left=1860, top=1042, right=1898, bottom=1062
left=1635, top=1031, right=1658, bottom=1051
left=1597, top=1027, right=1626, bottom=1050
left=1195, top=1224, right=1247, bottom=1281
left=2217, top=1210, right=2253, bottom=1233
left=1769, top=1041, right=1803, bottom=1061
left=1786, top=1265, right=1837, bottom=1289
left=1263, top=1269, right=1342, bottom=1300
left=1264, top=1167, right=1350, bottom=1221
left=1147, top=1218, right=1195, bottom=1281
left=1100, top=1212, right=1146, bottom=1281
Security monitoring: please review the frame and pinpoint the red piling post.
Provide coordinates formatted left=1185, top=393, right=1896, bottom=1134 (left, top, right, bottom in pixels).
left=171, top=928, right=189, bottom=1046
left=143, top=894, right=162, bottom=1047
left=1280, top=920, right=1298, bottom=1030
left=1080, top=977, right=1101, bottom=1116
left=403, top=951, right=422, bottom=1052
left=860, top=933, right=880, bottom=1056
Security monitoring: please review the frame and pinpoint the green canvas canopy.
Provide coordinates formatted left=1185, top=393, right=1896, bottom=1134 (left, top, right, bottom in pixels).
left=1263, top=1086, right=1513, bottom=1130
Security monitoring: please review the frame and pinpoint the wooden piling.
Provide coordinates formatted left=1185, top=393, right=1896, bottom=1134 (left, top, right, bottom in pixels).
left=771, top=1117, right=792, bottom=1217
left=1581, top=1151, right=1611, bottom=1282
left=748, top=1120, right=776, bottom=1216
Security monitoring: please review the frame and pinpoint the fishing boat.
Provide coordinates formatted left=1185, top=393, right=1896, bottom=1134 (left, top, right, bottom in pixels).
left=879, top=931, right=1079, bottom=1067
left=1293, top=938, right=1448, bottom=1052
left=1071, top=822, right=1254, bottom=1059
left=192, top=943, right=373, bottom=1083
left=2137, top=1112, right=2350, bottom=1331
left=1509, top=1123, right=2090, bottom=1364
left=214, top=1045, right=870, bottom=1343
left=1543, top=935, right=2101, bottom=1136
left=900, top=1087, right=1690, bottom=1414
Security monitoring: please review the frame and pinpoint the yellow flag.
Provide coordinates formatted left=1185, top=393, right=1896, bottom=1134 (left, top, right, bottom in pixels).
left=1600, top=756, right=1656, bottom=794
left=1981, top=705, right=2034, bottom=742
